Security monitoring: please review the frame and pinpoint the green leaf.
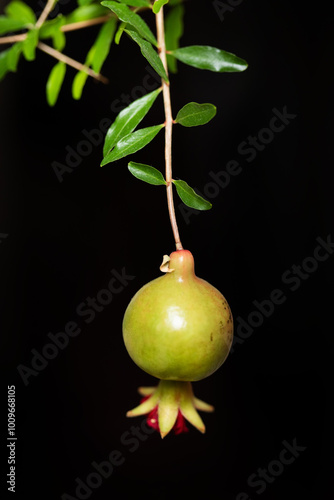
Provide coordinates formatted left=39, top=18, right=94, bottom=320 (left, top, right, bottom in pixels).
left=78, top=0, right=95, bottom=5
left=52, top=28, right=66, bottom=52
left=71, top=16, right=116, bottom=100
left=153, top=0, right=169, bottom=14
left=0, top=16, right=28, bottom=35
left=103, top=87, right=162, bottom=156
left=0, top=42, right=23, bottom=81
left=91, top=16, right=117, bottom=73
left=170, top=45, right=248, bottom=72
left=46, top=61, right=66, bottom=106
left=5, top=1, right=36, bottom=24
left=39, top=16, right=66, bottom=51
left=175, top=102, right=216, bottom=127
left=6, top=41, right=22, bottom=71
left=165, top=3, right=184, bottom=73
left=22, top=28, right=39, bottom=61
left=101, top=1, right=157, bottom=46
left=128, top=162, right=166, bottom=185
left=0, top=49, right=10, bottom=81
left=72, top=70, right=89, bottom=100
left=117, top=0, right=151, bottom=6
left=71, top=40, right=95, bottom=100
left=101, top=124, right=164, bottom=165
left=114, top=21, right=126, bottom=45
left=173, top=180, right=212, bottom=210
left=66, top=4, right=107, bottom=24
left=125, top=28, right=168, bottom=82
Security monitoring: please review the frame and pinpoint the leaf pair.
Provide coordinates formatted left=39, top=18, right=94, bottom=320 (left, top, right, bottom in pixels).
left=99, top=94, right=216, bottom=208
left=128, top=162, right=212, bottom=211
left=101, top=87, right=163, bottom=166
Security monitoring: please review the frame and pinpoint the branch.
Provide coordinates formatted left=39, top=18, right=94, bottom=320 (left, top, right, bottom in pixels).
left=0, top=34, right=26, bottom=45
left=0, top=13, right=113, bottom=45
left=37, top=42, right=109, bottom=83
left=61, top=15, right=112, bottom=33
left=36, top=0, right=56, bottom=29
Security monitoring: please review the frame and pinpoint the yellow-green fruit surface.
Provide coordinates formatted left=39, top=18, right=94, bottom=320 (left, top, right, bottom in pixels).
left=122, top=250, right=233, bottom=381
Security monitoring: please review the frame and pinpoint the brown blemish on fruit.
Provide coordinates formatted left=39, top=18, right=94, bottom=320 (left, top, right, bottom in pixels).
left=210, top=333, right=213, bottom=341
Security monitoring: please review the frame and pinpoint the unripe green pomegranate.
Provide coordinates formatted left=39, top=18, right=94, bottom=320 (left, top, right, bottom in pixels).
left=123, top=249, right=233, bottom=381
left=123, top=249, right=233, bottom=437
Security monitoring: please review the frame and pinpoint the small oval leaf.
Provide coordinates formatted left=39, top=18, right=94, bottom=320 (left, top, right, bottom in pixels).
left=175, top=102, right=216, bottom=127
left=128, top=162, right=166, bottom=185
left=46, top=61, right=66, bottom=106
left=170, top=45, right=248, bottom=72
left=101, top=124, right=164, bottom=165
left=173, top=180, right=212, bottom=210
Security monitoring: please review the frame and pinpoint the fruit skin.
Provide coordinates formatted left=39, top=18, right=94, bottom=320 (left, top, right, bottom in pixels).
left=122, top=249, right=233, bottom=381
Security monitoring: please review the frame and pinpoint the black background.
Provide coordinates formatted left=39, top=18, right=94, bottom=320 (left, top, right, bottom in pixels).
left=1, top=1, right=333, bottom=499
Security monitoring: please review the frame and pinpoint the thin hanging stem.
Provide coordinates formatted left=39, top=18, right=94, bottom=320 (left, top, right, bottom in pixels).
left=155, top=5, right=183, bottom=251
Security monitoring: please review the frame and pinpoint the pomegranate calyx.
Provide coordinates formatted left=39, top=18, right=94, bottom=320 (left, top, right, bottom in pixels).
left=126, top=380, right=214, bottom=438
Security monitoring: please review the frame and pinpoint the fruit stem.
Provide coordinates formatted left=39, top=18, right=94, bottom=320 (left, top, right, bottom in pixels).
left=155, top=4, right=183, bottom=251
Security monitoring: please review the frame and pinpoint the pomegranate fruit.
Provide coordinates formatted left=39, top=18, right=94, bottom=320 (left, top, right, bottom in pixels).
left=123, top=249, right=233, bottom=437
